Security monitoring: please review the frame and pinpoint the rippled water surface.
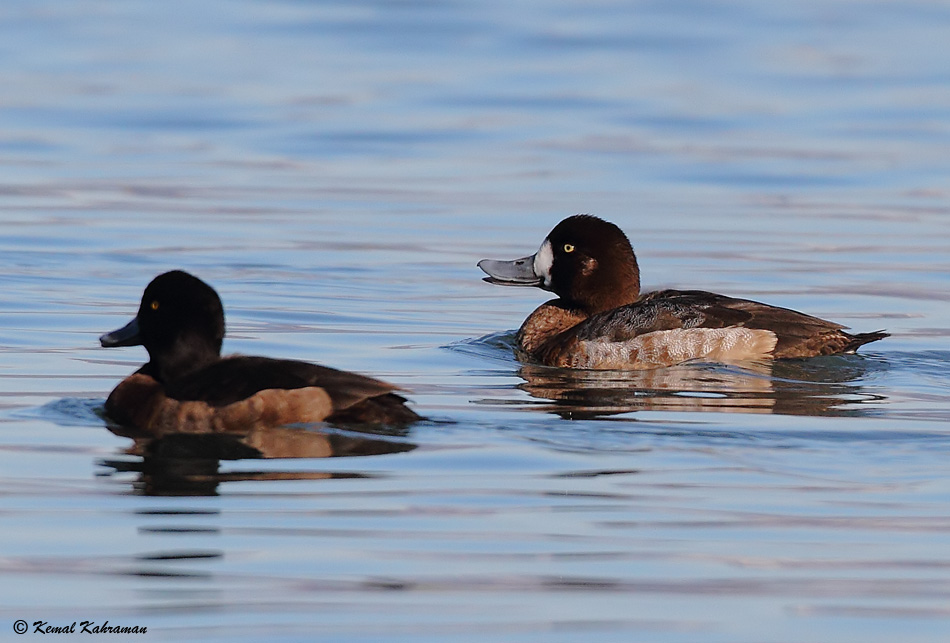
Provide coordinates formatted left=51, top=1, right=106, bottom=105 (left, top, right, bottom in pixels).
left=2, top=1, right=950, bottom=641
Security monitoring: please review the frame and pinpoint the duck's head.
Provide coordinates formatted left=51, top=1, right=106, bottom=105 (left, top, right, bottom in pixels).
left=478, top=215, right=641, bottom=314
left=100, top=270, right=225, bottom=382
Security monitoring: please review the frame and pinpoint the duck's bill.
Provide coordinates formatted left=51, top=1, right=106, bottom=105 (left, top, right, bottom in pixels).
left=100, top=317, right=142, bottom=348
left=477, top=255, right=542, bottom=287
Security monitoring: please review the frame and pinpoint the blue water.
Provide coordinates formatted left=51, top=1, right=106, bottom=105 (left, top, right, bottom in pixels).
left=2, top=1, right=950, bottom=641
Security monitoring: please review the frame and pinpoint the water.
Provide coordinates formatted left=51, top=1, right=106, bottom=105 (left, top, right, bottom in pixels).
left=2, top=0, right=950, bottom=640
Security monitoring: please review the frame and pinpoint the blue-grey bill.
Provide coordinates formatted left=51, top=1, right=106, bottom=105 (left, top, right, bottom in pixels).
left=477, top=255, right=542, bottom=286
left=100, top=317, right=142, bottom=348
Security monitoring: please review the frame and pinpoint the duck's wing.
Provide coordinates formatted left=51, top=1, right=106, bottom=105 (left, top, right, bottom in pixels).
left=577, top=289, right=834, bottom=334
left=576, top=289, right=864, bottom=358
left=166, top=356, right=402, bottom=411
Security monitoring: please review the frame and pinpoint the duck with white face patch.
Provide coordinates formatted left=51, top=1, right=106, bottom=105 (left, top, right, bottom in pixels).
left=478, top=214, right=888, bottom=370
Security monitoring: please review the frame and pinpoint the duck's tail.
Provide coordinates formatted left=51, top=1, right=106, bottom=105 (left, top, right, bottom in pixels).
left=843, top=330, right=889, bottom=353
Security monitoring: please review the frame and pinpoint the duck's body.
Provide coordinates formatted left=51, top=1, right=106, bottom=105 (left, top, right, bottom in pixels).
left=479, top=215, right=887, bottom=370
left=101, top=271, right=419, bottom=435
left=516, top=289, right=886, bottom=370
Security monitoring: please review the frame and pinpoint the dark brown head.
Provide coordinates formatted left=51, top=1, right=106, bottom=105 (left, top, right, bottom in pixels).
left=478, top=214, right=641, bottom=314
left=100, top=270, right=225, bottom=382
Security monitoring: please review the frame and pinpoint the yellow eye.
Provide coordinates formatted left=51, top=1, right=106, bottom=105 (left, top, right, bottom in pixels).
left=150, top=300, right=160, bottom=311
left=563, top=243, right=575, bottom=253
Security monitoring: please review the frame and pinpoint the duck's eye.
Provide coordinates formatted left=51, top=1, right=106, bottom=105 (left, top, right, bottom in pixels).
left=563, top=243, right=575, bottom=253
left=150, top=300, right=160, bottom=311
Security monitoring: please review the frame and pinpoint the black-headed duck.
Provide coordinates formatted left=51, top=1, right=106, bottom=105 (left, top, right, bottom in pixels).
left=100, top=270, right=420, bottom=434
left=478, top=215, right=887, bottom=369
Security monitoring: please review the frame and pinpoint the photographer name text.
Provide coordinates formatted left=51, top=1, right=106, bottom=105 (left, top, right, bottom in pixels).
left=27, top=621, right=146, bottom=635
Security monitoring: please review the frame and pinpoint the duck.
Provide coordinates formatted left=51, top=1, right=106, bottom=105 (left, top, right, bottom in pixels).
left=100, top=270, right=420, bottom=435
left=478, top=215, right=888, bottom=370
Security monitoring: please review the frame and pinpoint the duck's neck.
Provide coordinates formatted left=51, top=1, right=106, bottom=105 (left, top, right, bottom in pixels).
left=145, top=334, right=220, bottom=384
left=585, top=280, right=639, bottom=316
left=516, top=299, right=588, bottom=359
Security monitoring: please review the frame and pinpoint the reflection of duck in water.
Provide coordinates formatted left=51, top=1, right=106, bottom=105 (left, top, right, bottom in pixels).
left=515, top=356, right=887, bottom=419
left=99, top=270, right=420, bottom=435
left=479, top=215, right=888, bottom=369
left=104, top=420, right=415, bottom=496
